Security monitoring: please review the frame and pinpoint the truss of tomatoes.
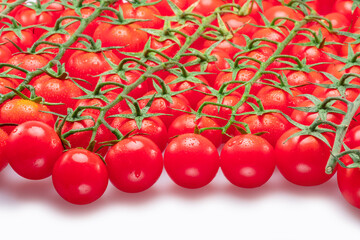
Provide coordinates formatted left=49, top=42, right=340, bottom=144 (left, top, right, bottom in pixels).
left=1, top=0, right=360, bottom=207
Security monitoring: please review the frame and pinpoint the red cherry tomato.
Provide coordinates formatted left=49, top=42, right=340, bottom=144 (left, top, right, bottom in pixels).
left=168, top=113, right=222, bottom=148
left=221, top=134, right=275, bottom=188
left=164, top=133, right=220, bottom=189
left=105, top=136, right=163, bottom=193
left=52, top=148, right=108, bottom=205
left=337, top=149, right=360, bottom=209
left=275, top=128, right=335, bottom=186
left=4, top=121, right=63, bottom=180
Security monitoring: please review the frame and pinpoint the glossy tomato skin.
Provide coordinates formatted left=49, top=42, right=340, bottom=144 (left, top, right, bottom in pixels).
left=0, top=45, right=11, bottom=63
left=164, top=133, right=220, bottom=189
left=148, top=0, right=187, bottom=16
left=221, top=134, right=275, bottom=188
left=337, top=148, right=360, bottom=209
left=61, top=113, right=114, bottom=156
left=93, top=23, right=148, bottom=57
left=4, top=53, right=53, bottom=78
left=32, top=74, right=83, bottom=115
left=238, top=112, right=292, bottom=147
left=275, top=128, right=335, bottom=186
left=52, top=148, right=108, bottom=205
left=105, top=136, right=163, bottom=193
left=65, top=50, right=120, bottom=90
left=120, top=3, right=163, bottom=29
left=0, top=77, right=18, bottom=95
left=168, top=113, right=222, bottom=148
left=0, top=128, right=8, bottom=172
left=138, top=91, right=191, bottom=127
left=344, top=126, right=360, bottom=149
left=0, top=29, right=35, bottom=54
left=4, top=121, right=63, bottom=180
left=110, top=111, right=168, bottom=151
left=0, top=99, right=55, bottom=133
left=14, top=6, right=56, bottom=35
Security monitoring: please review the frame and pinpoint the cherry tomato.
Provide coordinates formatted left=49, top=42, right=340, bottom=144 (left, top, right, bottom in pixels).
left=4, top=121, right=63, bottom=180
left=337, top=148, right=360, bottom=209
left=65, top=50, right=120, bottom=90
left=168, top=113, right=222, bottom=148
left=164, top=133, right=220, bottom=189
left=110, top=110, right=168, bottom=151
left=221, top=134, right=275, bottom=188
left=275, top=128, right=335, bottom=186
left=105, top=136, right=163, bottom=193
left=0, top=99, right=55, bottom=133
left=32, top=74, right=83, bottom=115
left=52, top=148, right=108, bottom=205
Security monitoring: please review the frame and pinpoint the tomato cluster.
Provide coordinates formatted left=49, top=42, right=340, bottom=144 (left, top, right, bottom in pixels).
left=1, top=0, right=360, bottom=208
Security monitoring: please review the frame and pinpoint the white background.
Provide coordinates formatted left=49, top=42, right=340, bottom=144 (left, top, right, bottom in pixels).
left=1, top=165, right=360, bottom=240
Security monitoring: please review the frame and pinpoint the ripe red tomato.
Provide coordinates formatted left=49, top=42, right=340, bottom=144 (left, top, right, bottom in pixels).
left=0, top=77, right=18, bottom=95
left=164, top=74, right=210, bottom=109
left=344, top=125, right=360, bottom=149
left=0, top=128, right=8, bottom=172
left=221, top=134, right=275, bottom=188
left=337, top=148, right=360, bottom=209
left=0, top=29, right=35, bottom=53
left=290, top=99, right=346, bottom=129
left=191, top=0, right=224, bottom=16
left=120, top=3, right=163, bottom=29
left=164, top=133, right=220, bottom=189
left=73, top=92, right=128, bottom=118
left=168, top=113, right=222, bottom=148
left=148, top=0, right=187, bottom=16
left=286, top=70, right=325, bottom=94
left=4, top=121, right=63, bottom=180
left=275, top=128, right=335, bottom=186
left=255, top=86, right=303, bottom=115
left=263, top=5, right=301, bottom=30
left=105, top=136, right=163, bottom=193
left=4, top=53, right=53, bottom=78
left=32, top=74, right=83, bottom=115
left=138, top=91, right=191, bottom=127
left=14, top=5, right=56, bottom=35
left=238, top=112, right=292, bottom=147
left=60, top=3, right=109, bottom=36
left=0, top=45, right=11, bottom=63
left=100, top=71, right=148, bottom=99
left=197, top=92, right=251, bottom=128
left=289, top=42, right=337, bottom=71
left=65, top=50, right=120, bottom=90
left=93, top=23, right=148, bottom=58
left=52, top=148, right=108, bottom=205
left=220, top=13, right=258, bottom=37
left=0, top=99, right=55, bottom=133
left=61, top=113, right=115, bottom=156
left=110, top=110, right=168, bottom=151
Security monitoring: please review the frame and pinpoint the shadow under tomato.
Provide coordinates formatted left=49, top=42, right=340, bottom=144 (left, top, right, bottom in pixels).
left=0, top=167, right=57, bottom=204
left=219, top=169, right=339, bottom=200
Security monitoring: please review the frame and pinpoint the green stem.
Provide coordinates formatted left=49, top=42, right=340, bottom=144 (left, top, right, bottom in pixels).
left=325, top=95, right=360, bottom=174
left=0, top=0, right=26, bottom=21
left=0, top=0, right=116, bottom=104
left=225, top=18, right=310, bottom=133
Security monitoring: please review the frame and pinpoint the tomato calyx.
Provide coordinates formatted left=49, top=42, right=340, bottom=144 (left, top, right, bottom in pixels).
left=292, top=28, right=340, bottom=50
left=20, top=0, right=57, bottom=15
left=325, top=44, right=360, bottom=71
left=98, top=5, right=149, bottom=26
left=316, top=72, right=360, bottom=97
left=142, top=20, right=185, bottom=47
